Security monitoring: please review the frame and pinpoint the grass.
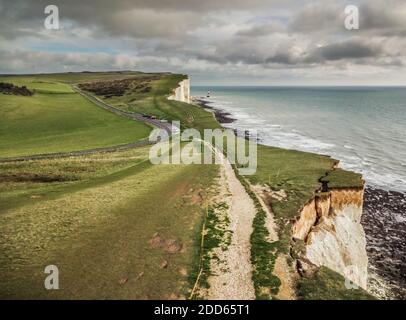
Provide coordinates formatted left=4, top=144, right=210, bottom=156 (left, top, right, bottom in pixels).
left=0, top=71, right=369, bottom=300
left=0, top=72, right=220, bottom=158
left=0, top=71, right=222, bottom=299
left=232, top=164, right=281, bottom=299
left=0, top=71, right=151, bottom=86
left=321, top=168, right=364, bottom=189
left=1, top=80, right=73, bottom=94
left=0, top=146, right=219, bottom=299
left=297, top=266, right=376, bottom=300
left=0, top=80, right=151, bottom=157
left=92, top=73, right=221, bottom=132
left=194, top=201, right=231, bottom=295
left=0, top=148, right=150, bottom=214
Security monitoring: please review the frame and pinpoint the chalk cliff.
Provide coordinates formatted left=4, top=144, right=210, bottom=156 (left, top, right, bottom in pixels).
left=168, top=78, right=190, bottom=103
left=293, top=187, right=368, bottom=289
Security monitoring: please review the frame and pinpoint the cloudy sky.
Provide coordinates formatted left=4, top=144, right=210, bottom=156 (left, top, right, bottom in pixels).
left=0, top=0, right=405, bottom=85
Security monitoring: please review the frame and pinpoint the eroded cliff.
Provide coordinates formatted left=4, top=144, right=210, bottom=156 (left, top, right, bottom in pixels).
left=168, top=78, right=190, bottom=103
left=293, top=186, right=368, bottom=289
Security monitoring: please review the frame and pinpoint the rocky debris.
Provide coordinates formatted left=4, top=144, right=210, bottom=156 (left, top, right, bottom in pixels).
left=194, top=98, right=236, bottom=124
left=78, top=76, right=158, bottom=99
left=296, top=257, right=318, bottom=278
left=148, top=233, right=183, bottom=254
left=0, top=82, right=32, bottom=96
left=160, top=260, right=169, bottom=269
left=362, top=186, right=406, bottom=299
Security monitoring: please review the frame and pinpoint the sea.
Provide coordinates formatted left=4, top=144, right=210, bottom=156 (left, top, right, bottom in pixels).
left=192, top=85, right=406, bottom=299
left=192, top=86, right=406, bottom=193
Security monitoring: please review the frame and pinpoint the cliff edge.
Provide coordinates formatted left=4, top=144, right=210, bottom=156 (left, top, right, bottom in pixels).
left=293, top=186, right=368, bottom=289
left=168, top=77, right=190, bottom=103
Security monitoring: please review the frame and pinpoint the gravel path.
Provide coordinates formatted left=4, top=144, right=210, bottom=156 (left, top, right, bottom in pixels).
left=207, top=150, right=256, bottom=300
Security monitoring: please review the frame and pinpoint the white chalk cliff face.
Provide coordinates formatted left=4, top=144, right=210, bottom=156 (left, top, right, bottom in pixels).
left=168, top=78, right=190, bottom=103
left=293, top=188, right=368, bottom=289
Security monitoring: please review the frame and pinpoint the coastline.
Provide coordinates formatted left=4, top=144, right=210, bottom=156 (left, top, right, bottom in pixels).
left=193, top=97, right=236, bottom=124
left=193, top=95, right=406, bottom=300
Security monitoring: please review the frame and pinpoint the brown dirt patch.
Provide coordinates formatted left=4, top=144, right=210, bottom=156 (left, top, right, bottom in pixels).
left=148, top=233, right=183, bottom=254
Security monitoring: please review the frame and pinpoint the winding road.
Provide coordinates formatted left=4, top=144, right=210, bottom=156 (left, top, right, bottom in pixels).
left=0, top=86, right=172, bottom=163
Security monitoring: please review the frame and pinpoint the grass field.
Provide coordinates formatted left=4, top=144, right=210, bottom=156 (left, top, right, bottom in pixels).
left=0, top=74, right=154, bottom=158
left=0, top=71, right=152, bottom=86
left=0, top=71, right=219, bottom=158
left=0, top=72, right=221, bottom=299
left=0, top=146, right=219, bottom=299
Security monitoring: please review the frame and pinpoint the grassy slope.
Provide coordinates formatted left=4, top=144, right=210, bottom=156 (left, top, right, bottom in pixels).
left=88, top=73, right=369, bottom=299
left=0, top=71, right=369, bottom=300
left=0, top=146, right=218, bottom=299
left=0, top=71, right=150, bottom=86
left=0, top=148, right=149, bottom=213
left=0, top=72, right=220, bottom=299
left=94, top=73, right=221, bottom=132
left=0, top=75, right=152, bottom=157
left=241, top=144, right=368, bottom=299
left=297, top=267, right=375, bottom=300
left=246, top=145, right=339, bottom=251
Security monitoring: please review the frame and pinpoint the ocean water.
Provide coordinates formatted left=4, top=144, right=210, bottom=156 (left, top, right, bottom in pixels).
left=192, top=86, right=406, bottom=192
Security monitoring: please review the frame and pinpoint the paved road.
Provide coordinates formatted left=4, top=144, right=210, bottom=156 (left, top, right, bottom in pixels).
left=73, top=86, right=173, bottom=135
left=0, top=87, right=173, bottom=163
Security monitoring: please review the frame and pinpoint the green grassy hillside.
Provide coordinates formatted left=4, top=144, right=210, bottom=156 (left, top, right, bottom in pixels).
left=0, top=78, right=152, bottom=157
left=0, top=71, right=371, bottom=300
left=0, top=146, right=218, bottom=299
left=85, top=73, right=221, bottom=132
left=0, top=72, right=221, bottom=299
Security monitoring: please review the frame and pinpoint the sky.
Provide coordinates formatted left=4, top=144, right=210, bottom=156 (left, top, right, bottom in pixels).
left=0, top=0, right=406, bottom=85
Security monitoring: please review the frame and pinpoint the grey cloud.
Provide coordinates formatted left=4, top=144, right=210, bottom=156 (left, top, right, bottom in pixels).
left=0, top=0, right=405, bottom=83
left=266, top=40, right=384, bottom=66
left=0, top=0, right=290, bottom=39
left=197, top=37, right=389, bottom=68
left=237, top=22, right=285, bottom=37
left=288, top=1, right=344, bottom=33
left=1, top=0, right=316, bottom=47
left=360, top=1, right=406, bottom=29
left=266, top=53, right=301, bottom=65
left=0, top=50, right=125, bottom=73
left=288, top=0, right=406, bottom=37
left=313, top=40, right=381, bottom=61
